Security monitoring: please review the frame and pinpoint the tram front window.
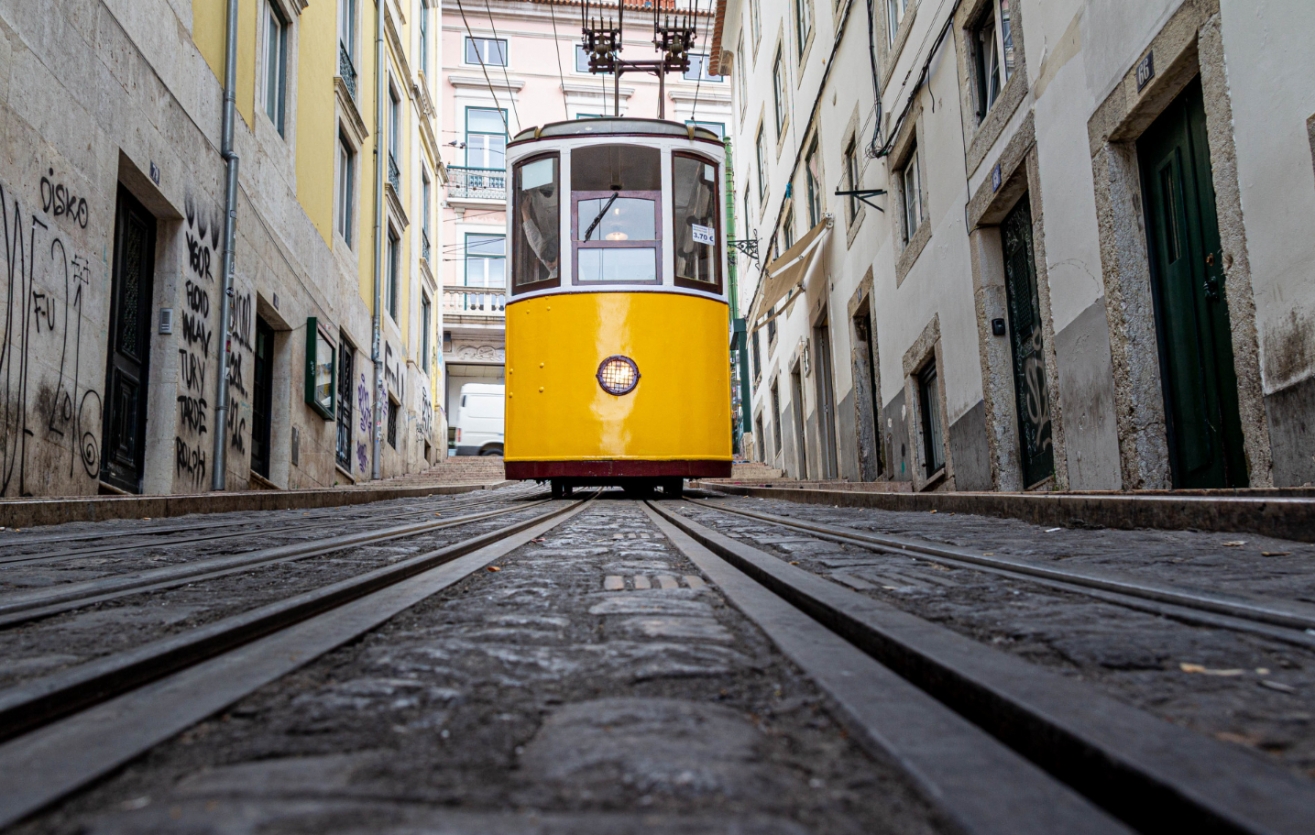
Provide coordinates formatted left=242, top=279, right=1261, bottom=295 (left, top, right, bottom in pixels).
left=512, top=153, right=560, bottom=289
left=572, top=144, right=662, bottom=285
left=673, top=153, right=721, bottom=291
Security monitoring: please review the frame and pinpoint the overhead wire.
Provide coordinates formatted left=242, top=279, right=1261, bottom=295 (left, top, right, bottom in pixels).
left=547, top=0, right=572, bottom=121
left=483, top=0, right=523, bottom=130
left=454, top=0, right=510, bottom=137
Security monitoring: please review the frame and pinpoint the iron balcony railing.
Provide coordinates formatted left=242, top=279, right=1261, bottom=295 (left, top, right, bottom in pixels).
left=388, top=153, right=401, bottom=193
left=339, top=42, right=358, bottom=100
left=422, top=228, right=432, bottom=264
left=443, top=285, right=505, bottom=316
left=446, top=166, right=506, bottom=201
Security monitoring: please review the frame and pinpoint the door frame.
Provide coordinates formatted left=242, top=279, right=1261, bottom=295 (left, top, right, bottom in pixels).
left=101, top=186, right=158, bottom=494
left=1086, top=0, right=1270, bottom=488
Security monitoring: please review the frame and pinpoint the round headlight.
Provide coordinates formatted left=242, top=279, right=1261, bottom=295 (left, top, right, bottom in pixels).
left=597, top=355, right=640, bottom=395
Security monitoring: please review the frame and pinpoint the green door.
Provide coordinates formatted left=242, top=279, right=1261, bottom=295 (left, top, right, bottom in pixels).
left=1002, top=195, right=1054, bottom=488
left=1138, top=79, right=1247, bottom=488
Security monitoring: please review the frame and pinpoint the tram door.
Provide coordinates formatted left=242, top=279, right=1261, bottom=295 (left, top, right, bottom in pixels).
left=1138, top=78, right=1246, bottom=488
left=813, top=319, right=839, bottom=480
left=101, top=187, right=156, bottom=493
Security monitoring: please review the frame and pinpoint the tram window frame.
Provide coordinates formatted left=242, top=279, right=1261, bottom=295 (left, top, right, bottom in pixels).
left=672, top=152, right=723, bottom=295
left=572, top=190, right=664, bottom=287
left=511, top=151, right=561, bottom=294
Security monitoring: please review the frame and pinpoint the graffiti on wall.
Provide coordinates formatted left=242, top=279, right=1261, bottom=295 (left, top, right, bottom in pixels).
left=0, top=176, right=103, bottom=496
left=174, top=193, right=219, bottom=489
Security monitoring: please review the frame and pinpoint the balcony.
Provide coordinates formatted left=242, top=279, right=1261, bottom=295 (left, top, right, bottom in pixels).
left=339, top=43, right=357, bottom=101
left=443, top=285, right=505, bottom=317
left=422, top=228, right=432, bottom=265
left=447, top=166, right=506, bottom=201
left=388, top=153, right=401, bottom=193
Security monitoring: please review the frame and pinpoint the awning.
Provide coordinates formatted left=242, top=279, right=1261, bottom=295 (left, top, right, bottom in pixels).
left=748, top=218, right=831, bottom=328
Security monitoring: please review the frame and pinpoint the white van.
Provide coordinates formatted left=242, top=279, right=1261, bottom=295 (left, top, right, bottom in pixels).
left=453, top=383, right=505, bottom=456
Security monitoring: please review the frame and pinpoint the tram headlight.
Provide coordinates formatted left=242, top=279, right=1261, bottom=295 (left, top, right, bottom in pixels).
left=596, top=355, right=640, bottom=395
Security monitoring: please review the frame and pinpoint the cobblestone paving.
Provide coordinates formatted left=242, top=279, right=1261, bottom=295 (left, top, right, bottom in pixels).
left=16, top=499, right=949, bottom=835
left=0, top=489, right=546, bottom=691
left=679, top=496, right=1315, bottom=780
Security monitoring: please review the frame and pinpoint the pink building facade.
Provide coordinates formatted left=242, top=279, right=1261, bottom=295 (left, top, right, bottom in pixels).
left=438, top=0, right=732, bottom=440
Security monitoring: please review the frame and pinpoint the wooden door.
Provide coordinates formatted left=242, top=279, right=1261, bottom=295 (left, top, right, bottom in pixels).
left=1001, top=195, right=1054, bottom=488
left=1138, top=79, right=1247, bottom=488
left=250, top=318, right=274, bottom=479
left=101, top=188, right=156, bottom=493
left=812, top=321, right=839, bottom=480
left=790, top=367, right=808, bottom=479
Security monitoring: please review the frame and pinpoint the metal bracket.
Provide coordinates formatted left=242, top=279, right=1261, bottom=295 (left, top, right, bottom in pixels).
left=833, top=188, right=887, bottom=212
left=728, top=235, right=760, bottom=266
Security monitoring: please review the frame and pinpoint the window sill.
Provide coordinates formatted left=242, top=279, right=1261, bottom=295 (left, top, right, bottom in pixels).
left=894, top=219, right=932, bottom=287
left=964, top=71, right=1028, bottom=177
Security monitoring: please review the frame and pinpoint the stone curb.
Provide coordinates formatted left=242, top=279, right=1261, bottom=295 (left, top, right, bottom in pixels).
left=691, top=482, right=1315, bottom=544
left=0, top=482, right=513, bottom=529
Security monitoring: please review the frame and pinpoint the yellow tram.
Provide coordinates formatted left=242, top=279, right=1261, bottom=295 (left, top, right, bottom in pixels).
left=502, top=119, right=732, bottom=497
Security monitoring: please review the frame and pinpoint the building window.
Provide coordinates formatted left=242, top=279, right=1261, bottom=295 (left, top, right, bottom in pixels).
left=737, top=37, right=748, bottom=120
left=804, top=137, right=821, bottom=228
left=387, top=398, right=399, bottom=449
left=386, top=227, right=400, bottom=320
left=899, top=144, right=922, bottom=245
left=919, top=362, right=945, bottom=475
left=751, top=0, right=762, bottom=48
left=755, top=413, right=765, bottom=461
left=575, top=45, right=591, bottom=73
left=767, top=310, right=777, bottom=344
left=466, top=107, right=507, bottom=169
left=772, top=47, right=787, bottom=137
left=795, top=0, right=811, bottom=55
left=781, top=207, right=795, bottom=251
left=339, top=0, right=358, bottom=58
left=887, top=0, right=908, bottom=45
left=770, top=379, right=783, bottom=456
left=421, top=171, right=432, bottom=262
left=262, top=1, right=289, bottom=135
left=465, top=233, right=506, bottom=287
left=465, top=36, right=508, bottom=66
left=418, top=0, right=430, bottom=76
left=756, top=126, right=768, bottom=199
left=752, top=330, right=762, bottom=381
left=388, top=85, right=402, bottom=186
left=686, top=120, right=726, bottom=139
left=971, top=0, right=1015, bottom=122
left=421, top=291, right=432, bottom=372
left=337, top=133, right=355, bottom=246
left=683, top=54, right=723, bottom=82
left=843, top=136, right=859, bottom=220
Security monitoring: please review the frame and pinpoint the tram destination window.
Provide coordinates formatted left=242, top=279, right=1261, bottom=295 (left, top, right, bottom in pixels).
left=673, top=153, right=721, bottom=292
left=512, top=153, right=560, bottom=292
left=572, top=145, right=662, bottom=285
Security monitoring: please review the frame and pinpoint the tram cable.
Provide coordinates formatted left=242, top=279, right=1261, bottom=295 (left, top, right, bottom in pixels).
left=547, top=0, right=571, bottom=121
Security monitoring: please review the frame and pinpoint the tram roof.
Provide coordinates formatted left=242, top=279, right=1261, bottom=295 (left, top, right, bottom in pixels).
left=511, top=118, right=723, bottom=145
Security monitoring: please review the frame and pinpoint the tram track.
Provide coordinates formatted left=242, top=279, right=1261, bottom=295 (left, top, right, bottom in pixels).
left=0, top=496, right=553, bottom=630
left=3, top=494, right=1312, bottom=834
left=0, top=485, right=536, bottom=568
left=645, top=500, right=1315, bottom=835
left=0, top=494, right=596, bottom=828
left=684, top=497, right=1315, bottom=648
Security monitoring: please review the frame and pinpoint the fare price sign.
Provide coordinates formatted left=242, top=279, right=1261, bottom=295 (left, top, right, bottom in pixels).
left=691, top=223, right=716, bottom=246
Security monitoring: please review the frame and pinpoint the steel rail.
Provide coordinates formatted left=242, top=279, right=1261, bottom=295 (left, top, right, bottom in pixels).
left=0, top=499, right=553, bottom=629
left=649, top=501, right=1315, bottom=835
left=686, top=498, right=1315, bottom=635
left=0, top=495, right=593, bottom=754
left=0, top=483, right=536, bottom=557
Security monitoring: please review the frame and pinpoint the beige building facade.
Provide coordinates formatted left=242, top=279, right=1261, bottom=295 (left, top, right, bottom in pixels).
left=720, top=0, right=1315, bottom=491
left=0, top=0, right=445, bottom=497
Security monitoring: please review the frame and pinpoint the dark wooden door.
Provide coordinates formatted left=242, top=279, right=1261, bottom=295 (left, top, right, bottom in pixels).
left=813, top=321, right=839, bottom=480
left=101, top=188, right=156, bottom=493
left=250, top=318, right=275, bottom=479
left=1002, top=195, right=1054, bottom=488
left=336, top=339, right=354, bottom=471
left=1138, top=79, right=1247, bottom=488
left=851, top=309, right=883, bottom=480
left=790, top=367, right=808, bottom=479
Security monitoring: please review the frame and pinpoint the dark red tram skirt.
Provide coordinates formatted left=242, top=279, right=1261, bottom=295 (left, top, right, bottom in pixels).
left=504, top=460, right=732, bottom=480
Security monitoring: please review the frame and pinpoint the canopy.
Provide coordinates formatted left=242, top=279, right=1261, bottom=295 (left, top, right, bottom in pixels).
left=748, top=218, right=832, bottom=328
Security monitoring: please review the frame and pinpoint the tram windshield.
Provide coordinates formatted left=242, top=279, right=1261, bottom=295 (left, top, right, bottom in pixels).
left=672, top=153, right=721, bottom=290
left=573, top=146, right=662, bottom=284
left=512, top=153, right=560, bottom=288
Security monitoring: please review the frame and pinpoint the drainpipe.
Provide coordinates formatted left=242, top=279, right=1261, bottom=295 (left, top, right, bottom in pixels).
left=371, top=0, right=386, bottom=481
left=211, top=0, right=241, bottom=491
